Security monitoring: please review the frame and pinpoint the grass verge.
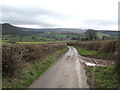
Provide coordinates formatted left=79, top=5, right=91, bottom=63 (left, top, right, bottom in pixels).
left=73, top=45, right=118, bottom=88
left=86, top=66, right=118, bottom=88
left=73, top=45, right=114, bottom=60
left=73, top=45, right=97, bottom=56
left=2, top=47, right=68, bottom=88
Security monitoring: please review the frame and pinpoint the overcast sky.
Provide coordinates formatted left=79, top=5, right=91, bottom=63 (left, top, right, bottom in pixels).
left=0, top=0, right=119, bottom=30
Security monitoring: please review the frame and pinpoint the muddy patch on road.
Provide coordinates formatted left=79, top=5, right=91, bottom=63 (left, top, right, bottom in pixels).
left=79, top=55, right=115, bottom=66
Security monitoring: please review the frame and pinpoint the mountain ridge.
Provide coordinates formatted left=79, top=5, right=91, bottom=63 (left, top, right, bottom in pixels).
left=1, top=23, right=119, bottom=37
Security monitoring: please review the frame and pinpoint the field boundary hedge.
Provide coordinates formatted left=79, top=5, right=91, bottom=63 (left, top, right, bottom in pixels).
left=2, top=43, right=68, bottom=77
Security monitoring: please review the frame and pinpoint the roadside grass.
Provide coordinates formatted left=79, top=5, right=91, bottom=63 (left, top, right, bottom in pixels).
left=74, top=45, right=118, bottom=88
left=2, top=47, right=68, bottom=88
left=94, top=52, right=114, bottom=60
left=73, top=45, right=97, bottom=56
left=73, top=45, right=114, bottom=60
left=86, top=66, right=118, bottom=88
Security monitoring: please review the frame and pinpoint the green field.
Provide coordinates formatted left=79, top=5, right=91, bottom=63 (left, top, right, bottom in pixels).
left=97, top=32, right=110, bottom=37
left=2, top=31, right=112, bottom=44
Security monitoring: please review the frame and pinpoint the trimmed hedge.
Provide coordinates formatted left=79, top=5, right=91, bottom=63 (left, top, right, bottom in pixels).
left=2, top=43, right=67, bottom=76
left=67, top=40, right=118, bottom=53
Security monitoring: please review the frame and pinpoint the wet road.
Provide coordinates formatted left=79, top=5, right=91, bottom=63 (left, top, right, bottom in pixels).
left=29, top=46, right=89, bottom=88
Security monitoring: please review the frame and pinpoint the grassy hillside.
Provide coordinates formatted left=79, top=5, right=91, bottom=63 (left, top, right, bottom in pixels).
left=97, top=30, right=119, bottom=38
left=2, top=31, right=82, bottom=43
left=1, top=23, right=119, bottom=45
left=1, top=23, right=118, bottom=40
left=1, top=23, right=45, bottom=36
left=97, top=32, right=110, bottom=37
left=2, top=23, right=33, bottom=36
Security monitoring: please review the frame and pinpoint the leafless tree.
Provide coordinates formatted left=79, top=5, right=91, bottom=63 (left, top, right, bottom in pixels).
left=85, top=29, right=97, bottom=40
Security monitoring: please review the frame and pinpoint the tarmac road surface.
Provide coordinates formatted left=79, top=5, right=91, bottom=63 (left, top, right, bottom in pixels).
left=29, top=46, right=89, bottom=88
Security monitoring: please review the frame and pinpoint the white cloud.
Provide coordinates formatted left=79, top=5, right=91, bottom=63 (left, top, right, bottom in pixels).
left=1, top=0, right=119, bottom=30
left=15, top=25, right=41, bottom=29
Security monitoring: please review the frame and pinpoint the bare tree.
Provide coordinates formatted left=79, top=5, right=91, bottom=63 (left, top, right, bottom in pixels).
left=85, top=29, right=97, bottom=40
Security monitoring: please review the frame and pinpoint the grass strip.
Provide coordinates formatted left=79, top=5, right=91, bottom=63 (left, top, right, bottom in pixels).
left=73, top=45, right=114, bottom=60
left=73, top=45, right=97, bottom=56
left=86, top=66, right=118, bottom=88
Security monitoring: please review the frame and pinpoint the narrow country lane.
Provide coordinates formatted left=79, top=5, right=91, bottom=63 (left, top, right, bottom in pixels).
left=29, top=46, right=89, bottom=88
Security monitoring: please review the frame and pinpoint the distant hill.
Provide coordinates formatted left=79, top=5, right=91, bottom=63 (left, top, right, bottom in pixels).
left=20, top=27, right=120, bottom=38
left=1, top=23, right=119, bottom=38
left=1, top=23, right=44, bottom=36
left=97, top=30, right=119, bottom=38
left=21, top=27, right=87, bottom=33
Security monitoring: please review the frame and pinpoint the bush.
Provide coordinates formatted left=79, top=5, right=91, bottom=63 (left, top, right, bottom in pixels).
left=2, top=43, right=67, bottom=77
left=67, top=40, right=118, bottom=59
left=67, top=40, right=117, bottom=53
left=100, top=40, right=117, bottom=53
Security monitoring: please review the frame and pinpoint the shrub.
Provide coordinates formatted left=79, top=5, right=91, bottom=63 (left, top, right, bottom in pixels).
left=100, top=40, right=117, bottom=53
left=2, top=43, right=67, bottom=77
left=67, top=40, right=118, bottom=59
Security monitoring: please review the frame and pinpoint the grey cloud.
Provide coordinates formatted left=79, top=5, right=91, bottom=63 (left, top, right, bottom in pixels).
left=2, top=6, right=65, bottom=18
left=2, top=5, right=65, bottom=27
left=2, top=15, right=59, bottom=27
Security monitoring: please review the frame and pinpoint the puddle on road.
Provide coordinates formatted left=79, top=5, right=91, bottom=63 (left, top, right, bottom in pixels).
left=80, top=59, right=98, bottom=67
left=78, top=55, right=114, bottom=67
left=85, top=62, right=96, bottom=66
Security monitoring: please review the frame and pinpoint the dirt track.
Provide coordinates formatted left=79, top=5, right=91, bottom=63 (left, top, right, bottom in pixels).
left=29, top=46, right=89, bottom=88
